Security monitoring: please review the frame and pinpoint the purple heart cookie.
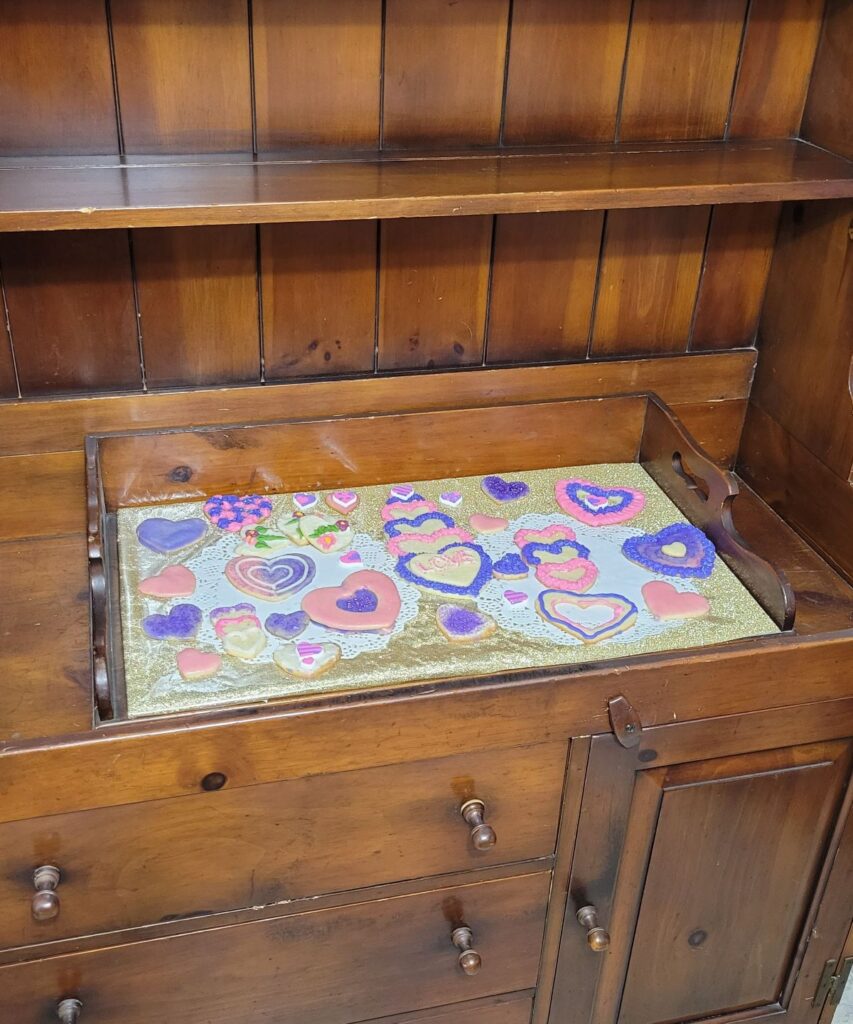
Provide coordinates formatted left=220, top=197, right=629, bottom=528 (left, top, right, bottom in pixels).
left=265, top=610, right=310, bottom=640
left=137, top=517, right=207, bottom=554
left=336, top=587, right=379, bottom=613
left=436, top=604, right=496, bottom=642
left=142, top=603, right=202, bottom=640
left=520, top=538, right=590, bottom=565
left=482, top=475, right=530, bottom=503
left=622, top=523, right=715, bottom=579
left=493, top=552, right=529, bottom=579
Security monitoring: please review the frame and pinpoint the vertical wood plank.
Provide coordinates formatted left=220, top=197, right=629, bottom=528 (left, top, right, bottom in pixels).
left=591, top=206, right=711, bottom=357
left=133, top=226, right=260, bottom=388
left=0, top=0, right=118, bottom=155
left=378, top=217, right=492, bottom=371
left=503, top=0, right=632, bottom=144
left=691, top=203, right=780, bottom=351
left=110, top=0, right=253, bottom=154
left=0, top=324, right=17, bottom=398
left=486, top=212, right=604, bottom=365
left=0, top=232, right=140, bottom=395
left=382, top=0, right=510, bottom=148
left=802, top=0, right=853, bottom=160
left=261, top=222, right=377, bottom=380
left=253, top=0, right=382, bottom=150
left=619, top=0, right=749, bottom=141
left=728, top=0, right=826, bottom=138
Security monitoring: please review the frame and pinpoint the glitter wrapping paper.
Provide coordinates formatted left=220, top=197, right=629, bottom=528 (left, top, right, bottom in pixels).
left=117, top=464, right=779, bottom=718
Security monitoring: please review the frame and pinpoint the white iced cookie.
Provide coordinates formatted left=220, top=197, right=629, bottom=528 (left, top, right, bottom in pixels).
left=221, top=622, right=267, bottom=660
left=273, top=641, right=341, bottom=678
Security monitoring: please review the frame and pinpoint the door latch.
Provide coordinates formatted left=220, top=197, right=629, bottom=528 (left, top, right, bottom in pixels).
left=813, top=956, right=853, bottom=1007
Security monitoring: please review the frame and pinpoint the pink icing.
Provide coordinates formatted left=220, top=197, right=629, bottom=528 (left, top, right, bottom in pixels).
left=381, top=499, right=438, bottom=522
left=138, top=564, right=196, bottom=599
left=513, top=523, right=576, bottom=549
left=642, top=581, right=710, bottom=620
left=176, top=648, right=222, bottom=681
left=302, top=569, right=401, bottom=632
left=534, top=558, right=598, bottom=593
left=386, top=526, right=474, bottom=558
left=468, top=513, right=508, bottom=533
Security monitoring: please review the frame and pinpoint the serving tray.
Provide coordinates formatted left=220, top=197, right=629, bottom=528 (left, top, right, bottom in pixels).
left=86, top=395, right=794, bottom=720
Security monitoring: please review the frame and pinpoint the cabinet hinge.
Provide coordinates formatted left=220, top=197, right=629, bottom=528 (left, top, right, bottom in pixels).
left=608, top=695, right=642, bottom=748
left=813, top=956, right=853, bottom=1007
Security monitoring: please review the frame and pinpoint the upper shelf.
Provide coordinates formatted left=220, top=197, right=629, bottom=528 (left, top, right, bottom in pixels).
left=0, top=140, right=851, bottom=231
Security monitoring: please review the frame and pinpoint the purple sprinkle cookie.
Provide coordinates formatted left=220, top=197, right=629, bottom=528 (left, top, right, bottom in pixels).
left=265, top=610, right=310, bottom=640
left=482, top=475, right=530, bottom=503
left=436, top=604, right=496, bottom=642
left=142, top=603, right=202, bottom=640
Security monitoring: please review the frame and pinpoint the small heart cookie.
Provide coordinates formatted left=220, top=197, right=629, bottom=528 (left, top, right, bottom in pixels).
left=642, top=581, right=710, bottom=620
left=274, top=641, right=341, bottom=678
left=326, top=490, right=359, bottom=515
left=482, top=475, right=530, bottom=503
left=142, top=604, right=202, bottom=641
left=469, top=513, right=509, bottom=534
left=176, top=648, right=222, bottom=682
left=436, top=604, right=497, bottom=642
left=221, top=623, right=267, bottom=660
left=138, top=565, right=196, bottom=599
left=534, top=558, right=598, bottom=593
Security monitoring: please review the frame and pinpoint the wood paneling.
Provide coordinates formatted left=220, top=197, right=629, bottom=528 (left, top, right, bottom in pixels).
left=0, top=321, right=17, bottom=398
left=502, top=0, right=632, bottom=144
left=110, top=0, right=253, bottom=154
left=691, top=203, right=780, bottom=350
left=378, top=217, right=492, bottom=371
left=728, top=0, right=826, bottom=138
left=382, top=0, right=510, bottom=148
left=802, top=0, right=853, bottom=160
left=619, top=0, right=749, bottom=141
left=591, top=206, right=711, bottom=355
left=0, top=0, right=118, bottom=156
left=133, top=226, right=260, bottom=389
left=486, top=212, right=603, bottom=364
left=0, top=451, right=85, bottom=541
left=262, top=222, right=376, bottom=379
left=253, top=0, right=382, bottom=150
left=0, top=232, right=140, bottom=395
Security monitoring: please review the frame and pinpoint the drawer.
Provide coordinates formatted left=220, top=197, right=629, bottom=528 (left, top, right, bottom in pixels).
left=0, top=741, right=565, bottom=950
left=1, top=871, right=549, bottom=1024
left=376, top=992, right=533, bottom=1023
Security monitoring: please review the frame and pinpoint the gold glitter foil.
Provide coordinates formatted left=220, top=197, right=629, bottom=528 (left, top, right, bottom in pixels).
left=117, top=464, right=778, bottom=718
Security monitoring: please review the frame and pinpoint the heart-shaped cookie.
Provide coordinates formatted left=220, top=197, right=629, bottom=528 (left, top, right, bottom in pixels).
left=386, top=527, right=474, bottom=558
left=137, top=517, right=207, bottom=554
left=534, top=558, right=598, bottom=593
left=265, top=610, right=310, bottom=639
left=274, top=641, right=341, bottom=678
left=397, top=542, right=493, bottom=597
left=138, top=565, right=196, bottom=599
left=381, top=499, right=438, bottom=522
left=302, top=570, right=401, bottom=632
left=520, top=537, right=591, bottom=566
left=556, top=478, right=645, bottom=526
left=142, top=603, right=202, bottom=641
left=225, top=553, right=316, bottom=601
left=469, top=513, right=509, bottom=534
left=536, top=591, right=638, bottom=643
left=436, top=604, right=496, bottom=642
left=622, top=523, right=715, bottom=578
left=203, top=494, right=273, bottom=532
left=326, top=490, right=359, bottom=515
left=221, top=623, right=267, bottom=660
left=513, top=523, right=576, bottom=549
left=176, top=648, right=222, bottom=681
left=384, top=511, right=456, bottom=539
left=299, top=514, right=353, bottom=553
left=492, top=553, right=529, bottom=579
left=642, top=581, right=711, bottom=620
left=482, top=475, right=530, bottom=502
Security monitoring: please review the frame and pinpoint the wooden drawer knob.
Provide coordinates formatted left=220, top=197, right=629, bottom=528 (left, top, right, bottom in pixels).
left=459, top=799, right=497, bottom=850
left=57, top=998, right=82, bottom=1023
left=32, top=865, right=61, bottom=922
left=451, top=925, right=482, bottom=975
left=577, top=905, right=610, bottom=952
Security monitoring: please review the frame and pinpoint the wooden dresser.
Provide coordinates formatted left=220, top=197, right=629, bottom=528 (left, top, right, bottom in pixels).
left=1, top=2, right=852, bottom=1023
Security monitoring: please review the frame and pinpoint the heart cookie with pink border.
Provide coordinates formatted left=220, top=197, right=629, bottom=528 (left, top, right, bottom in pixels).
left=534, top=559, right=598, bottom=593
left=536, top=591, right=638, bottom=643
left=302, top=570, right=401, bottom=632
left=556, top=478, right=645, bottom=526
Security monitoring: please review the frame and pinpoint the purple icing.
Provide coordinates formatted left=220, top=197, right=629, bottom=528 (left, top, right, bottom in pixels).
left=142, top=603, right=202, bottom=640
left=384, top=491, right=425, bottom=505
left=211, top=602, right=255, bottom=622
left=384, top=511, right=455, bottom=539
left=265, top=610, right=310, bottom=639
left=336, top=588, right=379, bottom=613
left=521, top=538, right=590, bottom=565
left=137, top=517, right=207, bottom=554
left=439, top=606, right=487, bottom=636
left=622, top=523, right=715, bottom=579
left=493, top=552, right=529, bottom=577
left=482, top=475, right=530, bottom=502
left=397, top=542, right=493, bottom=597
left=561, top=481, right=635, bottom=516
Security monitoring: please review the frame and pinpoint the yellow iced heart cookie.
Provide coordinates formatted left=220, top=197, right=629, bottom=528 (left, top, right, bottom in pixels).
left=221, top=623, right=266, bottom=660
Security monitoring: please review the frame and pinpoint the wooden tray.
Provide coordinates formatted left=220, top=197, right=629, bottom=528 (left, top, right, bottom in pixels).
left=85, top=394, right=794, bottom=721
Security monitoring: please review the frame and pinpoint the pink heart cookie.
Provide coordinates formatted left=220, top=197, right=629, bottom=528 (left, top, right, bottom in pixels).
left=513, top=523, right=576, bottom=550
left=326, top=490, right=359, bottom=515
left=138, top=565, right=196, bottom=599
left=469, top=513, right=509, bottom=534
left=642, top=581, right=711, bottom=620
left=302, top=569, right=402, bottom=633
left=534, top=558, right=598, bottom=593
left=176, top=648, right=222, bottom=681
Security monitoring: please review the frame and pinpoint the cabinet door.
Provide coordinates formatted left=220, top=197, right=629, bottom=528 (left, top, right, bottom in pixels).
left=550, top=701, right=853, bottom=1024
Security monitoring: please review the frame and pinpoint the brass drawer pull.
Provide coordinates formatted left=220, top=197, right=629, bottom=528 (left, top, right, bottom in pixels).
left=32, top=865, right=61, bottom=921
left=459, top=799, right=497, bottom=850
left=451, top=925, right=482, bottom=975
left=57, top=999, right=82, bottom=1023
left=577, top=905, right=610, bottom=952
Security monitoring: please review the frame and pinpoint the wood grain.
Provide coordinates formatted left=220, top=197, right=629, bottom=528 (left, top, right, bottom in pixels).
left=486, top=212, right=604, bottom=364
left=0, top=232, right=140, bottom=395
left=728, top=0, right=826, bottom=138
left=502, top=0, right=632, bottom=144
left=378, top=217, right=492, bottom=371
left=365, top=993, right=534, bottom=1024
left=691, top=203, right=781, bottom=350
left=261, top=221, right=377, bottom=379
left=591, top=206, right=711, bottom=355
left=0, top=872, right=550, bottom=1024
left=0, top=0, right=118, bottom=156
left=253, top=0, right=382, bottom=150
left=133, top=226, right=260, bottom=388
left=110, top=0, right=253, bottom=154
left=382, top=0, right=510, bottom=148
left=802, top=0, right=853, bottom=160
left=619, top=0, right=749, bottom=141
left=0, top=320, right=18, bottom=398
left=0, top=451, right=85, bottom=541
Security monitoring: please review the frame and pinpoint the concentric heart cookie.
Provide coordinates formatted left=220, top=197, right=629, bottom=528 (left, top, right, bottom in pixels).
left=137, top=517, right=207, bottom=554
left=386, top=527, right=474, bottom=558
left=265, top=610, right=310, bottom=639
left=293, top=492, right=318, bottom=511
left=440, top=491, right=463, bottom=508
left=302, top=570, right=401, bottom=632
left=536, top=591, right=638, bottom=643
left=142, top=603, right=202, bottom=641
left=388, top=484, right=419, bottom=502
left=436, top=604, right=497, bottom=642
left=274, top=641, right=341, bottom=678
left=326, top=490, right=359, bottom=515
left=299, top=515, right=353, bottom=553
left=225, top=553, right=316, bottom=601
left=642, top=581, right=710, bottom=620
left=384, top=511, right=455, bottom=539
left=176, top=648, right=222, bottom=682
left=534, top=558, right=598, bottom=593
left=221, top=623, right=267, bottom=660
left=622, top=523, right=715, bottom=578
left=513, top=523, right=576, bottom=549
left=397, top=543, right=493, bottom=597
left=482, top=475, right=530, bottom=503
left=556, top=478, right=645, bottom=526
left=381, top=499, right=438, bottom=522
left=138, top=565, right=196, bottom=599
left=210, top=603, right=262, bottom=638
left=520, top=537, right=590, bottom=566
left=203, top=494, right=273, bottom=532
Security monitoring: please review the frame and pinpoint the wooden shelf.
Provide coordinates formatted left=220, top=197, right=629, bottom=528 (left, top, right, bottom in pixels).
left=0, top=140, right=850, bottom=231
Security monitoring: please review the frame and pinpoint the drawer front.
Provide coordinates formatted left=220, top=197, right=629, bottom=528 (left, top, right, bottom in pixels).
left=1, top=872, right=549, bottom=1024
left=376, top=993, right=533, bottom=1023
left=0, top=741, right=566, bottom=950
